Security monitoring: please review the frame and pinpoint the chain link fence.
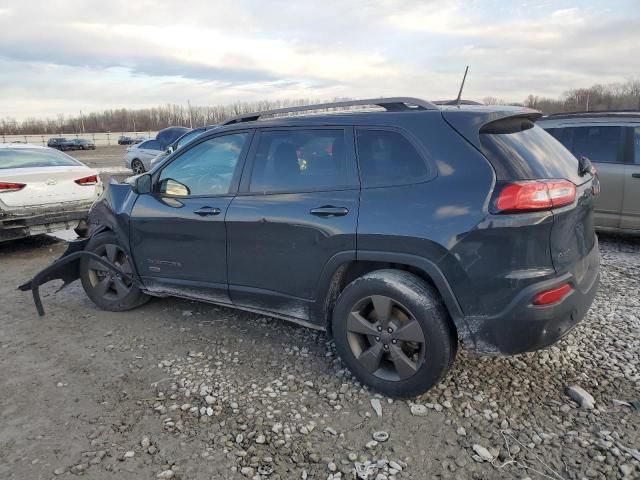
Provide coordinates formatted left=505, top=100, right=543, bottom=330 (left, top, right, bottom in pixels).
left=1, top=131, right=159, bottom=147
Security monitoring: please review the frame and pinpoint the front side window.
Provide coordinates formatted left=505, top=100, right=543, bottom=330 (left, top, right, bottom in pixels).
left=566, top=126, right=624, bottom=164
left=356, top=129, right=429, bottom=187
left=176, top=130, right=204, bottom=150
left=635, top=127, right=640, bottom=165
left=158, top=133, right=248, bottom=196
left=249, top=129, right=351, bottom=193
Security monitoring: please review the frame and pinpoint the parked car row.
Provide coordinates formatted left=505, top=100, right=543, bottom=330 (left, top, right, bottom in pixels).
left=47, top=137, right=96, bottom=151
left=118, top=136, right=147, bottom=145
left=22, top=98, right=603, bottom=397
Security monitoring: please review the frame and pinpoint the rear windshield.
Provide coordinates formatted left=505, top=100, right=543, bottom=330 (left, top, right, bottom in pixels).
left=0, top=148, right=81, bottom=169
left=480, top=123, right=582, bottom=183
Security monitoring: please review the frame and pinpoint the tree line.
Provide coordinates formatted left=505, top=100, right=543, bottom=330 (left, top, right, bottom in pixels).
left=2, top=79, right=639, bottom=135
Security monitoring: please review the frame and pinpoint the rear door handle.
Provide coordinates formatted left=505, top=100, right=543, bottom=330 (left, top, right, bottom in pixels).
left=632, top=173, right=640, bottom=178
left=310, top=206, right=349, bottom=217
left=193, top=206, right=221, bottom=216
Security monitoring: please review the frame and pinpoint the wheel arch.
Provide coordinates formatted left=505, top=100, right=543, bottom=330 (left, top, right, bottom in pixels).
left=317, top=251, right=473, bottom=349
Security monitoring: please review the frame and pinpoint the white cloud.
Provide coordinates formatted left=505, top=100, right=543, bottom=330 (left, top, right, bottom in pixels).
left=0, top=0, right=638, bottom=119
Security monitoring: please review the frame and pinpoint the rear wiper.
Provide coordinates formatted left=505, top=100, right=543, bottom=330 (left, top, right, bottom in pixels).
left=578, top=156, right=596, bottom=177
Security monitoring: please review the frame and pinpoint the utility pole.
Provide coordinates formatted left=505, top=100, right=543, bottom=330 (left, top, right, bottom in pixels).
left=80, top=110, right=85, bottom=133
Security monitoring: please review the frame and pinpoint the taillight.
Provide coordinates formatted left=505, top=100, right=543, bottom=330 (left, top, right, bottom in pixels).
left=0, top=182, right=26, bottom=193
left=532, top=283, right=572, bottom=306
left=75, top=175, right=98, bottom=186
left=494, top=179, right=576, bottom=213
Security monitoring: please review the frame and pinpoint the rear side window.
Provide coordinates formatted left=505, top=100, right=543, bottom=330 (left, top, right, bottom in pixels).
left=0, top=148, right=81, bottom=169
left=356, top=129, right=429, bottom=187
left=249, top=129, right=354, bottom=193
left=480, top=123, right=581, bottom=183
left=569, top=126, right=624, bottom=164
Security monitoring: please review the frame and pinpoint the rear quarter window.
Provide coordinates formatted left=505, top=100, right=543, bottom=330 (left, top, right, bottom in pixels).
left=480, top=123, right=581, bottom=183
left=356, top=129, right=431, bottom=187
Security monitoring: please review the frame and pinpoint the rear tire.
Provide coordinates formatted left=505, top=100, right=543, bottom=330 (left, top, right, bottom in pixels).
left=332, top=269, right=457, bottom=397
left=80, top=231, right=149, bottom=312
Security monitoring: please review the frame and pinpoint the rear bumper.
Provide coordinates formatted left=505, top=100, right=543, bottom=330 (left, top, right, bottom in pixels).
left=0, top=207, right=90, bottom=242
left=467, top=239, right=600, bottom=355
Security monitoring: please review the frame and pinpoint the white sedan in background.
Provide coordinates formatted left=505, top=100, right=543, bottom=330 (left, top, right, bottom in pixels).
left=0, top=144, right=102, bottom=242
left=123, top=139, right=164, bottom=174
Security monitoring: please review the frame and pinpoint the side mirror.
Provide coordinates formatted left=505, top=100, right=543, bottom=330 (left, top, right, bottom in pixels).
left=166, top=146, right=174, bottom=154
left=159, top=178, right=190, bottom=197
left=133, top=174, right=152, bottom=194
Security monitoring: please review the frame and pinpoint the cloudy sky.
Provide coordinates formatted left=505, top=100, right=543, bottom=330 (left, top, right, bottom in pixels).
left=0, top=0, right=638, bottom=119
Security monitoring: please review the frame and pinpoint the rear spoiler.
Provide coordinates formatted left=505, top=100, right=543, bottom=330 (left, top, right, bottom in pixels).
left=441, top=108, right=542, bottom=150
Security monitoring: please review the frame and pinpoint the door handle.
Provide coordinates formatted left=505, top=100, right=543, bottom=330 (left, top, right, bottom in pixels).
left=193, top=206, right=221, bottom=216
left=310, top=206, right=349, bottom=217
left=632, top=173, right=640, bottom=178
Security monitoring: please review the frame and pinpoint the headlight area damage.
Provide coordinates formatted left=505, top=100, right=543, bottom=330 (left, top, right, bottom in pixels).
left=18, top=180, right=142, bottom=316
left=18, top=239, right=142, bottom=316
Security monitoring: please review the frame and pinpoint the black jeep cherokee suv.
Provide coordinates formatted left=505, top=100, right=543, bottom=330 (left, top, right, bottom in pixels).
left=21, top=98, right=600, bottom=397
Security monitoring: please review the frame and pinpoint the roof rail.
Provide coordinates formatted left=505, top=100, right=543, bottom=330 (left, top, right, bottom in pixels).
left=546, top=109, right=640, bottom=117
left=222, top=97, right=438, bottom=125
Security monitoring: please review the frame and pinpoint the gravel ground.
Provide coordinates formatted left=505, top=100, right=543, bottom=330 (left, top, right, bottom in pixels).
left=0, top=234, right=638, bottom=480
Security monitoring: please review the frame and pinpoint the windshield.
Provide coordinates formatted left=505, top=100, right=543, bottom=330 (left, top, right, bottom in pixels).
left=0, top=148, right=82, bottom=169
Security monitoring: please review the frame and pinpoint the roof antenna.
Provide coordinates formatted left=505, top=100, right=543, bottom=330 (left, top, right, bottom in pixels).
left=455, top=66, right=469, bottom=106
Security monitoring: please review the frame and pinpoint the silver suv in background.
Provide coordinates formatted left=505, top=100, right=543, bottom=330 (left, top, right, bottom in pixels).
left=538, top=112, right=640, bottom=234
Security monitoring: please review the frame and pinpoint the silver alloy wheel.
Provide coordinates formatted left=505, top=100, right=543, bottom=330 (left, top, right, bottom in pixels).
left=87, top=243, right=134, bottom=301
left=346, top=295, right=426, bottom=381
left=131, top=159, right=145, bottom=174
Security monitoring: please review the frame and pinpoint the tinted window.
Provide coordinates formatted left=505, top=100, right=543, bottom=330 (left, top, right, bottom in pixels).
left=635, top=127, right=640, bottom=165
left=480, top=124, right=581, bottom=182
left=0, top=148, right=81, bottom=169
left=158, top=133, right=248, bottom=196
left=249, top=129, right=351, bottom=193
left=567, top=126, right=624, bottom=164
left=176, top=130, right=204, bottom=149
left=356, top=129, right=429, bottom=187
left=140, top=140, right=161, bottom=150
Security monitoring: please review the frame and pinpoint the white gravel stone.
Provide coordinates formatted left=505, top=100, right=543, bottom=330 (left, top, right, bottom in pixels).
left=565, top=385, right=596, bottom=409
left=472, top=444, right=494, bottom=462
left=410, top=404, right=428, bottom=416
left=156, top=470, right=174, bottom=479
left=370, top=398, right=383, bottom=417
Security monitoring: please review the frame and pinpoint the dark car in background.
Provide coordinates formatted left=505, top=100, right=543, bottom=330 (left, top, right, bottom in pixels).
left=22, top=98, right=600, bottom=397
left=47, top=137, right=75, bottom=151
left=118, top=136, right=136, bottom=145
left=538, top=111, right=640, bottom=234
left=70, top=139, right=96, bottom=150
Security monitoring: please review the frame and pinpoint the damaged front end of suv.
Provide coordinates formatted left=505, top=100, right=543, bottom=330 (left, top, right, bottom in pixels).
left=18, top=179, right=141, bottom=315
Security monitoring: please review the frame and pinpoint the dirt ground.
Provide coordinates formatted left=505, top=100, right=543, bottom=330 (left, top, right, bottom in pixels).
left=1, top=233, right=639, bottom=480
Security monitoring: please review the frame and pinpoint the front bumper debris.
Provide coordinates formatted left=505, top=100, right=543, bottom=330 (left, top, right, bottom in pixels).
left=18, top=238, right=141, bottom=316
